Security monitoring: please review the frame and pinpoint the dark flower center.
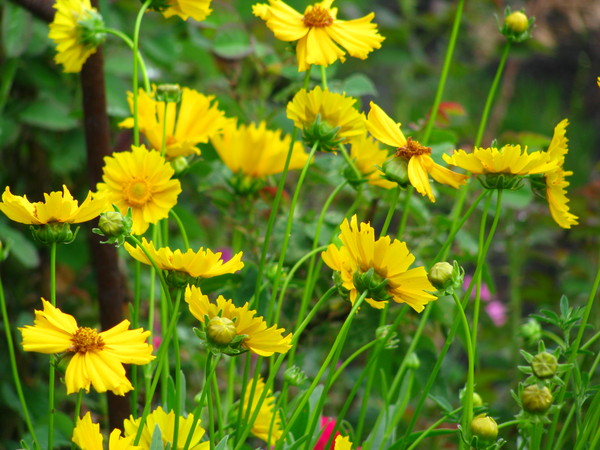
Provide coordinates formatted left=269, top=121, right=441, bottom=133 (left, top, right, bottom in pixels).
left=70, top=327, right=105, bottom=353
left=396, top=137, right=431, bottom=160
left=303, top=6, right=334, bottom=27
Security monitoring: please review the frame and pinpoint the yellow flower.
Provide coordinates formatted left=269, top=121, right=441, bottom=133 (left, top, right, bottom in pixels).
left=322, top=215, right=436, bottom=312
left=185, top=285, right=292, bottom=356
left=253, top=0, right=384, bottom=71
left=123, top=406, right=208, bottom=449
left=211, top=121, right=309, bottom=178
left=0, top=185, right=106, bottom=225
left=544, top=119, right=578, bottom=228
left=73, top=412, right=140, bottom=450
left=96, top=145, right=182, bottom=235
left=334, top=435, right=353, bottom=450
left=287, top=86, right=366, bottom=144
left=241, top=377, right=283, bottom=445
left=124, top=238, right=244, bottom=285
left=19, top=299, right=154, bottom=395
left=160, top=0, right=212, bottom=22
left=349, top=135, right=396, bottom=189
left=48, top=0, right=105, bottom=73
left=366, top=102, right=468, bottom=202
left=443, top=145, right=558, bottom=176
left=119, top=88, right=229, bottom=158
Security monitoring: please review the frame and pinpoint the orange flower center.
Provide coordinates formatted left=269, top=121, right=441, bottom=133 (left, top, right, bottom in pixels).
left=303, top=5, right=334, bottom=27
left=124, top=179, right=152, bottom=207
left=395, top=137, right=431, bottom=160
left=70, top=327, right=105, bottom=353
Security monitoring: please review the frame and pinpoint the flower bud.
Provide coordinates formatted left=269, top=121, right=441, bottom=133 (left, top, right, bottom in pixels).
left=382, top=156, right=409, bottom=186
left=531, top=352, right=558, bottom=379
left=284, top=365, right=308, bottom=386
left=207, top=316, right=238, bottom=345
left=504, top=11, right=529, bottom=34
left=471, top=414, right=498, bottom=443
left=428, top=262, right=454, bottom=289
left=93, top=207, right=132, bottom=247
left=520, top=318, right=542, bottom=344
left=155, top=84, right=182, bottom=103
left=302, top=114, right=343, bottom=153
left=405, top=352, right=420, bottom=370
left=170, top=156, right=190, bottom=175
left=522, top=384, right=553, bottom=414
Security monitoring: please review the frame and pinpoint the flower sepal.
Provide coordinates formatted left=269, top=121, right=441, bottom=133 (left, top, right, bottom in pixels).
left=429, top=260, right=464, bottom=295
left=31, top=222, right=78, bottom=245
left=145, top=0, right=171, bottom=12
left=78, top=9, right=106, bottom=48
left=477, top=173, right=524, bottom=190
left=342, top=164, right=368, bottom=188
left=228, top=172, right=266, bottom=196
left=302, top=114, right=343, bottom=153
left=155, top=84, right=182, bottom=103
left=381, top=156, right=410, bottom=187
left=92, top=205, right=133, bottom=247
left=353, top=267, right=393, bottom=304
left=193, top=314, right=248, bottom=356
left=165, top=270, right=201, bottom=289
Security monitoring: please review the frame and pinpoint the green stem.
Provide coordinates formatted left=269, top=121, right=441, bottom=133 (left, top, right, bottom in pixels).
left=338, top=143, right=362, bottom=182
left=395, top=187, right=413, bottom=239
left=0, top=274, right=39, bottom=449
left=454, top=292, right=475, bottom=446
left=320, top=65, right=328, bottom=90
left=48, top=241, right=57, bottom=450
left=420, top=0, right=465, bottom=145
left=169, top=209, right=190, bottom=251
left=172, top=289, right=183, bottom=448
left=132, top=0, right=153, bottom=146
left=406, top=407, right=462, bottom=450
left=381, top=186, right=401, bottom=236
left=103, top=28, right=150, bottom=91
left=71, top=390, right=83, bottom=450
left=547, top=243, right=600, bottom=447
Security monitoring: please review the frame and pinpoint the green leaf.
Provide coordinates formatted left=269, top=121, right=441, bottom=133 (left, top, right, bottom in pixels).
left=214, top=436, right=229, bottom=449
left=19, top=96, right=78, bottom=131
left=331, top=73, right=377, bottom=97
left=212, top=26, right=252, bottom=60
left=0, top=222, right=39, bottom=269
left=2, top=3, right=31, bottom=57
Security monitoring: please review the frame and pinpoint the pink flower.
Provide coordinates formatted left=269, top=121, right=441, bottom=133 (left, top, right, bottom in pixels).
left=485, top=300, right=507, bottom=327
left=463, top=274, right=492, bottom=302
left=315, top=417, right=340, bottom=450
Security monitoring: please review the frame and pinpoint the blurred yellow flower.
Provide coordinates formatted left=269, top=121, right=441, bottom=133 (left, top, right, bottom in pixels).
left=96, top=145, right=181, bottom=235
left=160, top=0, right=212, bottom=22
left=287, top=86, right=366, bottom=144
left=366, top=102, right=467, bottom=202
left=241, top=377, right=283, bottom=445
left=123, top=406, right=208, bottom=449
left=185, top=286, right=292, bottom=356
left=48, top=0, right=105, bottom=73
left=119, top=88, right=228, bottom=158
left=124, top=238, right=244, bottom=283
left=211, top=121, right=309, bottom=177
left=349, top=135, right=395, bottom=189
left=322, top=215, right=436, bottom=312
left=334, top=435, right=353, bottom=450
left=544, top=119, right=578, bottom=229
left=0, top=185, right=106, bottom=225
left=253, top=0, right=384, bottom=71
left=73, top=412, right=140, bottom=450
left=19, top=299, right=154, bottom=395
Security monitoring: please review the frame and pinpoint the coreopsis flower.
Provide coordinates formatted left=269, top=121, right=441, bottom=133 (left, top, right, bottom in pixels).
left=287, top=86, right=366, bottom=151
left=185, top=285, right=292, bottom=356
left=119, top=87, right=229, bottom=158
left=124, top=238, right=244, bottom=287
left=322, top=215, right=436, bottom=312
left=253, top=0, right=384, bottom=72
left=123, top=406, right=208, bottom=449
left=48, top=0, right=106, bottom=73
left=443, top=144, right=558, bottom=190
left=72, top=412, right=140, bottom=450
left=211, top=121, right=309, bottom=193
left=241, top=377, right=283, bottom=445
left=366, top=102, right=468, bottom=201
left=334, top=435, right=354, bottom=450
left=0, top=185, right=107, bottom=244
left=19, top=299, right=154, bottom=395
left=96, top=145, right=181, bottom=235
left=159, top=0, right=212, bottom=22
left=543, top=119, right=578, bottom=228
left=349, top=135, right=395, bottom=189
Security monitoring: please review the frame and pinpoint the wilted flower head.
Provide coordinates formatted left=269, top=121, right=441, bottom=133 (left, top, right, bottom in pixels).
left=253, top=0, right=384, bottom=71
left=48, top=0, right=105, bottom=73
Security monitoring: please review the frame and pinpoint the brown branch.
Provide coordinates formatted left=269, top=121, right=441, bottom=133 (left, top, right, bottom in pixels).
left=8, top=0, right=54, bottom=22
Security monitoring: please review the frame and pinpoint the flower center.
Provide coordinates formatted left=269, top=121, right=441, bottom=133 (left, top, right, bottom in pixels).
left=303, top=5, right=334, bottom=27
left=70, top=327, right=105, bottom=353
left=124, top=179, right=152, bottom=207
left=395, top=137, right=432, bottom=160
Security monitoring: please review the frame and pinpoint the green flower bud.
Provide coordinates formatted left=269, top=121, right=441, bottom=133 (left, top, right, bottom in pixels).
left=381, top=156, right=409, bottom=186
left=284, top=365, right=308, bottom=386
left=531, top=352, right=558, bottom=379
left=30, top=223, right=78, bottom=245
left=155, top=84, right=182, bottom=103
left=302, top=114, right=343, bottom=153
left=207, top=316, right=238, bottom=345
left=522, top=385, right=553, bottom=414
left=228, top=172, right=265, bottom=196
left=93, top=206, right=132, bottom=247
left=170, top=156, right=190, bottom=176
left=505, top=11, right=529, bottom=34
left=500, top=8, right=534, bottom=43
left=405, top=352, right=420, bottom=370
left=428, top=262, right=454, bottom=289
left=471, top=414, right=498, bottom=443
left=520, top=318, right=542, bottom=344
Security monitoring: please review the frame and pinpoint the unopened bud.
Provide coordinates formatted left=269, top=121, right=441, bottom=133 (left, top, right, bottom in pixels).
left=500, top=9, right=534, bottom=43
left=471, top=414, right=498, bottom=442
left=382, top=157, right=409, bottom=186
left=521, top=318, right=542, bottom=344
left=207, top=316, right=237, bottom=345
left=428, top=262, right=454, bottom=289
left=155, top=84, right=182, bottom=103
left=504, top=11, right=529, bottom=34
left=284, top=365, right=308, bottom=386
left=405, top=352, right=420, bottom=370
left=522, top=385, right=553, bottom=414
left=531, top=352, right=558, bottom=379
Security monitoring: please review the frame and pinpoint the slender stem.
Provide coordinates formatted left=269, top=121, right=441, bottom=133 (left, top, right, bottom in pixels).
left=132, top=0, right=152, bottom=146
left=320, top=65, right=328, bottom=90
left=381, top=186, right=401, bottom=236
left=71, top=390, right=84, bottom=450
left=395, top=187, right=413, bottom=240
left=172, top=289, right=183, bottom=448
left=338, top=143, right=362, bottom=182
left=454, top=292, right=475, bottom=446
left=102, top=28, right=150, bottom=91
left=48, top=241, right=57, bottom=450
left=0, top=274, right=39, bottom=449
left=169, top=209, right=190, bottom=251
left=405, top=407, right=462, bottom=450
left=420, top=0, right=465, bottom=145
left=547, top=244, right=600, bottom=447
